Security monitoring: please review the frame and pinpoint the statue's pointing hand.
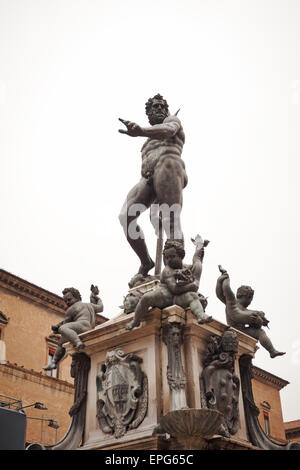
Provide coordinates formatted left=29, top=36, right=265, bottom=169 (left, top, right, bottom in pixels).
left=118, top=118, right=142, bottom=137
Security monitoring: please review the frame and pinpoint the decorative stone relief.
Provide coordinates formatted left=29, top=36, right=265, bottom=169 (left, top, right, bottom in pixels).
left=162, top=321, right=187, bottom=411
left=96, top=349, right=148, bottom=438
left=200, top=329, right=240, bottom=437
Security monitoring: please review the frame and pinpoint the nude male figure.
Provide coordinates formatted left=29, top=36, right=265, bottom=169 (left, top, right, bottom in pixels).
left=118, top=94, right=188, bottom=277
left=126, top=237, right=212, bottom=331
left=43, top=285, right=103, bottom=371
left=216, top=266, right=285, bottom=358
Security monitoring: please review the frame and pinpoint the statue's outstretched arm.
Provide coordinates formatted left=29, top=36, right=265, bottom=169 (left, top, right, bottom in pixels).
left=93, top=299, right=104, bottom=314
left=216, top=277, right=226, bottom=304
left=118, top=115, right=181, bottom=140
left=216, top=266, right=236, bottom=304
left=191, top=236, right=209, bottom=282
left=90, top=285, right=104, bottom=313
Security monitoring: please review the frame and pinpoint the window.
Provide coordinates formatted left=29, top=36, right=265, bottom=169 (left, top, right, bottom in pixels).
left=0, top=311, right=9, bottom=343
left=46, top=347, right=58, bottom=378
left=45, top=334, right=60, bottom=379
left=263, top=411, right=270, bottom=435
left=0, top=328, right=6, bottom=363
left=260, top=401, right=271, bottom=436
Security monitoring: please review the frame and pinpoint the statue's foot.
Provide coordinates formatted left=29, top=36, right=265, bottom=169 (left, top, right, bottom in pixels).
left=270, top=350, right=286, bottom=358
left=43, top=361, right=57, bottom=371
left=75, top=341, right=85, bottom=351
left=125, top=320, right=140, bottom=331
left=138, top=259, right=155, bottom=276
left=197, top=315, right=213, bottom=325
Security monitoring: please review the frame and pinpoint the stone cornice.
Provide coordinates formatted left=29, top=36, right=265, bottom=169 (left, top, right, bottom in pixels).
left=284, top=420, right=300, bottom=430
left=285, top=429, right=300, bottom=438
left=0, top=269, right=66, bottom=314
left=65, top=308, right=162, bottom=356
left=0, top=361, right=74, bottom=393
left=252, top=365, right=289, bottom=390
left=284, top=420, right=300, bottom=438
left=284, top=421, right=300, bottom=438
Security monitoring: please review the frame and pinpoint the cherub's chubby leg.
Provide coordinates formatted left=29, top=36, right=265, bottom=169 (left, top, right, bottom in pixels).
left=58, top=321, right=90, bottom=350
left=246, top=327, right=285, bottom=358
left=126, top=287, right=173, bottom=330
left=174, top=292, right=213, bottom=324
left=43, top=322, right=90, bottom=371
left=43, top=338, right=65, bottom=371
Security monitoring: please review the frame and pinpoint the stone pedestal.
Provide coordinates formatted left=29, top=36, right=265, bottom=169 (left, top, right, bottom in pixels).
left=64, top=305, right=259, bottom=451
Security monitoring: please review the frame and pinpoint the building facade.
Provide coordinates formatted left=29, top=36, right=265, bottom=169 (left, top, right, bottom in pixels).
left=251, top=365, right=289, bottom=444
left=0, top=269, right=106, bottom=446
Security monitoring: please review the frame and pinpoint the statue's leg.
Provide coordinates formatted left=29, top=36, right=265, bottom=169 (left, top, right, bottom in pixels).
left=126, top=287, right=173, bottom=330
left=52, top=344, right=65, bottom=363
left=119, top=178, right=155, bottom=276
left=43, top=338, right=65, bottom=370
left=256, top=329, right=285, bottom=358
left=149, top=200, right=160, bottom=236
left=175, top=292, right=213, bottom=324
left=153, top=157, right=186, bottom=242
left=245, top=328, right=285, bottom=358
left=58, top=322, right=89, bottom=350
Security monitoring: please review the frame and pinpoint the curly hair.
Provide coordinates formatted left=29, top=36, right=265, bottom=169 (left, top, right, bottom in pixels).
left=123, top=291, right=142, bottom=314
left=145, top=93, right=169, bottom=115
left=163, top=239, right=185, bottom=259
left=62, top=287, right=82, bottom=301
left=236, top=285, right=254, bottom=300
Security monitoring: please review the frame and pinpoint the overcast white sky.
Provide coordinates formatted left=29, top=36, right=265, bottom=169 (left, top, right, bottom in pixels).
left=1, top=0, right=300, bottom=422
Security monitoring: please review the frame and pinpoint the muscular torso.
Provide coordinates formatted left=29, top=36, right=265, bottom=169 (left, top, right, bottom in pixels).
left=140, top=118, right=186, bottom=180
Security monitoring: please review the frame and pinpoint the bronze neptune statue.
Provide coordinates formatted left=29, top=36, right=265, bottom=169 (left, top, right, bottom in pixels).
left=118, top=94, right=187, bottom=278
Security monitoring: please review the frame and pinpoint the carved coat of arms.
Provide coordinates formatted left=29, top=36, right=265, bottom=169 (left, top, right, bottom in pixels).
left=200, top=329, right=240, bottom=437
left=96, top=349, right=148, bottom=438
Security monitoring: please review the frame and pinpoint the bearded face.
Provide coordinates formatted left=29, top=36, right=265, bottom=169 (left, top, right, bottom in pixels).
left=147, top=98, right=169, bottom=125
